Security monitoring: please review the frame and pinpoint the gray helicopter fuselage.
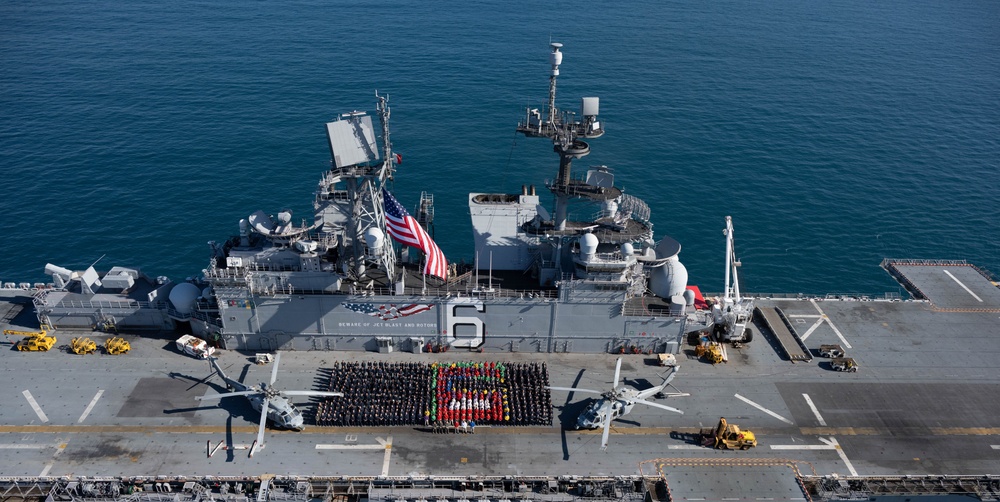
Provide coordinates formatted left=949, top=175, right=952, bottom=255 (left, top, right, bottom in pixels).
left=576, top=394, right=635, bottom=429
left=212, top=360, right=307, bottom=431
left=248, top=386, right=305, bottom=431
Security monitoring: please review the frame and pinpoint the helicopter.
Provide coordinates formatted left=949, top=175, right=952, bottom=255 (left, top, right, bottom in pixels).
left=548, top=357, right=688, bottom=450
left=196, top=352, right=342, bottom=457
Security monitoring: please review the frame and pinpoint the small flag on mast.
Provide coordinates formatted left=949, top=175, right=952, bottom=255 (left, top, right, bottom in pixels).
left=394, top=153, right=402, bottom=164
left=382, top=189, right=447, bottom=280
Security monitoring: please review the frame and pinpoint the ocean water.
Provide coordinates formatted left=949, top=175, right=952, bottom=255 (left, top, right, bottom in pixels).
left=1, top=0, right=997, bottom=296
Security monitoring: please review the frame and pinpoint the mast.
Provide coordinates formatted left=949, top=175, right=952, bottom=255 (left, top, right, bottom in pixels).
left=516, top=43, right=602, bottom=232
left=372, top=93, right=397, bottom=278
left=322, top=94, right=397, bottom=284
left=547, top=43, right=562, bottom=126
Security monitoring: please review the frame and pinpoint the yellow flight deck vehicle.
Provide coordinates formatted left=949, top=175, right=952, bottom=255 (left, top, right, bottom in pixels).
left=830, top=357, right=859, bottom=372
left=6, top=330, right=57, bottom=352
left=695, top=340, right=726, bottom=364
left=70, top=337, right=97, bottom=354
left=105, top=336, right=131, bottom=355
left=700, top=417, right=757, bottom=450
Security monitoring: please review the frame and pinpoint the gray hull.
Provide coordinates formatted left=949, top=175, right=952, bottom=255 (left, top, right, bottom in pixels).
left=201, top=291, right=701, bottom=354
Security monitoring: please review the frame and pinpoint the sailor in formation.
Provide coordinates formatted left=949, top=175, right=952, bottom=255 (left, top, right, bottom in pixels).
left=314, top=360, right=552, bottom=428
left=315, top=361, right=432, bottom=427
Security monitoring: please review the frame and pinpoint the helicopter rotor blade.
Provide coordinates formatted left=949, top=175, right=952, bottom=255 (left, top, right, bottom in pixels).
left=281, top=390, right=344, bottom=397
left=600, top=412, right=612, bottom=451
left=195, top=390, right=258, bottom=401
left=547, top=386, right=602, bottom=395
left=269, top=351, right=282, bottom=386
left=250, top=396, right=270, bottom=458
left=634, top=399, right=684, bottom=415
left=613, top=357, right=622, bottom=388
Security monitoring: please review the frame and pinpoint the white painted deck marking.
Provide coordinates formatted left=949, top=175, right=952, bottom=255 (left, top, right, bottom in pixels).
left=991, top=445, right=1000, bottom=450
left=826, top=320, right=852, bottom=349
left=810, top=300, right=852, bottom=349
left=667, top=445, right=706, bottom=450
left=78, top=390, right=104, bottom=423
left=316, top=444, right=385, bottom=450
left=943, top=269, right=984, bottom=302
left=22, top=390, right=48, bottom=423
left=734, top=393, right=794, bottom=424
left=378, top=435, right=393, bottom=477
left=802, top=394, right=827, bottom=426
left=39, top=441, right=67, bottom=477
left=770, top=437, right=857, bottom=475
left=770, top=444, right=837, bottom=450
left=316, top=436, right=392, bottom=474
left=799, top=318, right=825, bottom=341
left=0, top=444, right=48, bottom=449
left=820, top=437, right=858, bottom=476
left=787, top=314, right=822, bottom=318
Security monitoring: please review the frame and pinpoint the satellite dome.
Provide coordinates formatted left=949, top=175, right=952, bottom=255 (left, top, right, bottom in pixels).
left=277, top=211, right=292, bottom=224
left=580, top=233, right=599, bottom=255
left=169, top=282, right=201, bottom=316
left=649, top=257, right=688, bottom=299
left=364, top=227, right=385, bottom=251
left=683, top=288, right=696, bottom=306
left=620, top=242, right=634, bottom=257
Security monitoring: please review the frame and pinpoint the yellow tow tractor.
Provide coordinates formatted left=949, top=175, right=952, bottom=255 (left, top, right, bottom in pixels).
left=695, top=340, right=726, bottom=364
left=70, top=337, right=98, bottom=355
left=105, top=336, right=130, bottom=355
left=699, top=417, right=757, bottom=450
left=5, top=329, right=57, bottom=352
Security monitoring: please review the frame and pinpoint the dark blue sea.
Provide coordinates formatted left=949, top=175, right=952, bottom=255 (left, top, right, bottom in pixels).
left=2, top=0, right=998, bottom=296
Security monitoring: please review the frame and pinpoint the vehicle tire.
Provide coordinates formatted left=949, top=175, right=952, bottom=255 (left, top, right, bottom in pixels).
left=740, top=445, right=749, bottom=450
left=743, top=328, right=753, bottom=343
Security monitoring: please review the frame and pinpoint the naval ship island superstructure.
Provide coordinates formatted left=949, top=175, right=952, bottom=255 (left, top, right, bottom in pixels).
left=33, top=43, right=706, bottom=353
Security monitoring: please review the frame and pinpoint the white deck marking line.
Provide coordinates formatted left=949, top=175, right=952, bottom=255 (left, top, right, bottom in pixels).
left=379, top=436, right=393, bottom=477
left=819, top=437, right=858, bottom=475
left=0, top=444, right=49, bottom=449
left=22, top=390, right=49, bottom=423
left=39, top=441, right=67, bottom=477
left=787, top=314, right=822, bottom=318
left=734, top=393, right=794, bottom=424
left=802, top=394, right=827, bottom=426
left=770, top=444, right=837, bottom=450
left=799, top=318, right=825, bottom=341
left=826, top=318, right=852, bottom=349
left=810, top=300, right=852, bottom=349
left=667, top=445, right=705, bottom=450
left=78, top=390, right=104, bottom=423
left=315, top=444, right=385, bottom=450
left=943, top=269, right=984, bottom=302
left=991, top=445, right=1000, bottom=450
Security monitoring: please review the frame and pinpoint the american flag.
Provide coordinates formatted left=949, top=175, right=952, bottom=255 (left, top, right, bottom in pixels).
left=344, top=303, right=434, bottom=321
left=382, top=189, right=448, bottom=279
